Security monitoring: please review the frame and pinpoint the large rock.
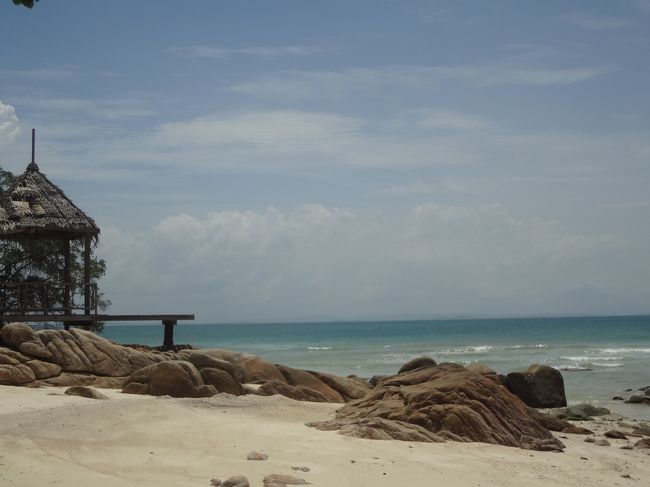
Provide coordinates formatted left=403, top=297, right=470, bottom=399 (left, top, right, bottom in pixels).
left=313, top=362, right=564, bottom=450
left=277, top=365, right=344, bottom=402
left=506, top=364, right=567, bottom=408
left=122, top=361, right=217, bottom=398
left=1, top=323, right=51, bottom=359
left=200, top=367, right=244, bottom=396
left=191, top=349, right=286, bottom=384
left=0, top=363, right=36, bottom=385
left=310, top=372, right=371, bottom=401
left=181, top=351, right=245, bottom=382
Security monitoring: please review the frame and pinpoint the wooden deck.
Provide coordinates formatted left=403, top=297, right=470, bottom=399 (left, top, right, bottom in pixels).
left=0, top=314, right=195, bottom=350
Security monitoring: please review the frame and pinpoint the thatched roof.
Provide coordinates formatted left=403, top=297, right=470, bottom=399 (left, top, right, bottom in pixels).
left=0, top=162, right=99, bottom=240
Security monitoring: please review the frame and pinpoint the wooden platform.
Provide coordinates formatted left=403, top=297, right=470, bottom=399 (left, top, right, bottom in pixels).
left=0, top=314, right=195, bottom=350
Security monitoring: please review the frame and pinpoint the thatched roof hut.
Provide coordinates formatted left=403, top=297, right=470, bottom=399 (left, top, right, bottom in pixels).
left=0, top=130, right=99, bottom=317
left=0, top=160, right=99, bottom=240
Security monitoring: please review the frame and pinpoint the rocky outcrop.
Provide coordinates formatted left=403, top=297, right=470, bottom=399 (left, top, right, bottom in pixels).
left=122, top=361, right=217, bottom=398
left=0, top=324, right=369, bottom=402
left=0, top=322, right=176, bottom=385
left=506, top=364, right=567, bottom=408
left=179, top=348, right=371, bottom=403
left=309, top=362, right=565, bottom=451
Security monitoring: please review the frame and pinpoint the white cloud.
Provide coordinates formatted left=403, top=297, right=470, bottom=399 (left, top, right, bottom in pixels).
left=230, top=64, right=610, bottom=100
left=0, top=101, right=20, bottom=143
left=98, top=204, right=643, bottom=322
left=169, top=44, right=330, bottom=59
left=560, top=13, right=626, bottom=30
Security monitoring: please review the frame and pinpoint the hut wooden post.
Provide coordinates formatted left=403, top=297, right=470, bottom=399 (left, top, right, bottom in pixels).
left=84, top=235, right=91, bottom=315
left=63, top=238, right=71, bottom=315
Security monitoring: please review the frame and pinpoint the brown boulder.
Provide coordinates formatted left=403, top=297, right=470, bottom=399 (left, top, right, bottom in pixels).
left=310, top=372, right=371, bottom=401
left=506, top=364, right=567, bottom=408
left=122, top=361, right=217, bottom=398
left=25, top=359, right=61, bottom=379
left=277, top=365, right=344, bottom=402
left=398, top=356, right=437, bottom=374
left=190, top=349, right=286, bottom=384
left=0, top=363, right=36, bottom=385
left=200, top=368, right=244, bottom=395
left=257, top=380, right=331, bottom=402
left=181, top=351, right=245, bottom=382
left=1, top=322, right=52, bottom=359
left=323, top=362, right=564, bottom=450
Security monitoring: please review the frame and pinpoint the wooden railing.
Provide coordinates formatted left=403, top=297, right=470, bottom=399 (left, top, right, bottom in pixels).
left=0, top=281, right=98, bottom=315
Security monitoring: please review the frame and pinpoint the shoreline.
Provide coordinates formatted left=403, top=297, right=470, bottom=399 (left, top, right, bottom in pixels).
left=2, top=384, right=650, bottom=487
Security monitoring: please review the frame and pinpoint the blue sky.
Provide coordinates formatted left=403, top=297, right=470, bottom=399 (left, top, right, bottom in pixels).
left=1, top=1, right=649, bottom=322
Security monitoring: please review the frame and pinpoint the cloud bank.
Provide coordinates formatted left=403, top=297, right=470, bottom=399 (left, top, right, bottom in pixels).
left=99, top=204, right=645, bottom=322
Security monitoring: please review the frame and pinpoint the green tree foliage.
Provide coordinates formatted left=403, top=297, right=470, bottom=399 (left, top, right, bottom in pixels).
left=0, top=167, right=110, bottom=331
left=12, top=0, right=38, bottom=8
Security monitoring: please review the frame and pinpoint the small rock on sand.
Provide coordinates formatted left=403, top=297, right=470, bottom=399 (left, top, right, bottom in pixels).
left=222, top=475, right=250, bottom=487
left=634, top=438, right=650, bottom=449
left=263, top=474, right=309, bottom=486
left=64, top=386, right=109, bottom=400
left=604, top=430, right=628, bottom=439
left=246, top=451, right=268, bottom=461
left=593, top=439, right=611, bottom=447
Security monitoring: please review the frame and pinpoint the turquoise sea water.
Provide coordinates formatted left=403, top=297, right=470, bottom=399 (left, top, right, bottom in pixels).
left=102, top=315, right=650, bottom=419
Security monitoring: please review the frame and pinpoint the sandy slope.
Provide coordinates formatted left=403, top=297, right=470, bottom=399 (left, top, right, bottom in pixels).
left=1, top=385, right=649, bottom=487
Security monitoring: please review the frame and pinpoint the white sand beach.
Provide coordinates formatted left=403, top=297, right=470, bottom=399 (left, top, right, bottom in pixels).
left=1, top=385, right=649, bottom=487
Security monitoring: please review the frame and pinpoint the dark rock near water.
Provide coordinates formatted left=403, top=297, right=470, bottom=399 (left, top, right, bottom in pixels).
left=624, top=395, right=647, bottom=404
left=506, top=364, right=567, bottom=408
left=527, top=408, right=593, bottom=435
left=398, top=356, right=437, bottom=374
left=613, top=396, right=624, bottom=401
left=553, top=403, right=611, bottom=421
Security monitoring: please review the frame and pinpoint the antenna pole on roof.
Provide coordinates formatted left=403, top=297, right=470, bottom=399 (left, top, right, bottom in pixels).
left=27, top=128, right=39, bottom=171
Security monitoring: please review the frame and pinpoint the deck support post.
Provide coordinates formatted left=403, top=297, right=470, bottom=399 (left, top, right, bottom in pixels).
left=63, top=239, right=71, bottom=315
left=162, top=320, right=177, bottom=350
left=84, top=236, right=91, bottom=315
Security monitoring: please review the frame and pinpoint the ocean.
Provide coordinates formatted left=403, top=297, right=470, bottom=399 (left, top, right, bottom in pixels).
left=102, top=315, right=650, bottom=419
